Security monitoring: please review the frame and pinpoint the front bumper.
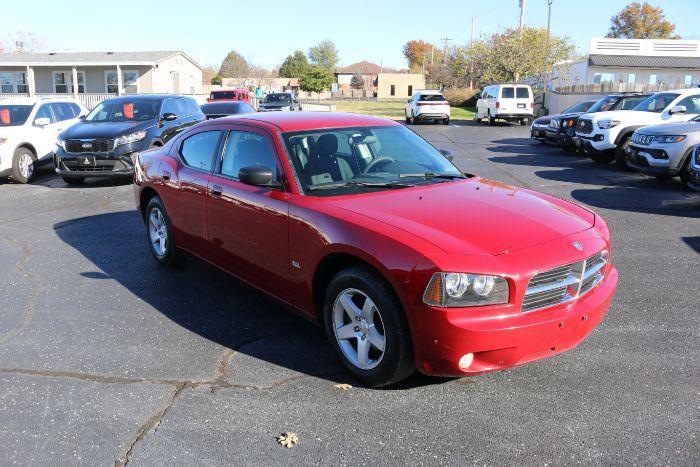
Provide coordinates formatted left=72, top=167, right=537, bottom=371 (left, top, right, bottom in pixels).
left=546, top=128, right=575, bottom=147
left=409, top=267, right=618, bottom=376
left=530, top=126, right=548, bottom=140
left=574, top=130, right=616, bottom=152
left=625, top=145, right=677, bottom=176
left=54, top=142, right=140, bottom=178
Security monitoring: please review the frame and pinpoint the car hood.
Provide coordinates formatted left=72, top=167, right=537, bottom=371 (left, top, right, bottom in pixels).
left=560, top=111, right=586, bottom=118
left=637, top=121, right=700, bottom=135
left=583, top=110, right=658, bottom=123
left=61, top=120, right=154, bottom=139
left=533, top=116, right=551, bottom=125
left=325, top=178, right=595, bottom=256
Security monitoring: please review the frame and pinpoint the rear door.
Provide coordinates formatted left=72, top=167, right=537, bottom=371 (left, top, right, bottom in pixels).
left=515, top=86, right=533, bottom=115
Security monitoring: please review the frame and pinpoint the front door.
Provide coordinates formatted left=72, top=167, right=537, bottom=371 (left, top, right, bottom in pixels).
left=32, top=103, right=62, bottom=159
left=206, top=126, right=291, bottom=301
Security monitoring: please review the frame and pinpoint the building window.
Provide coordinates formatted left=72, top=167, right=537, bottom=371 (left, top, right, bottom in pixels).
left=685, top=75, right=693, bottom=86
left=0, top=72, right=14, bottom=92
left=593, top=73, right=614, bottom=85
left=628, top=73, right=636, bottom=85
left=649, top=74, right=657, bottom=85
left=53, top=72, right=69, bottom=93
left=408, top=85, right=413, bottom=96
left=105, top=71, right=118, bottom=93
left=390, top=84, right=395, bottom=96
left=16, top=72, right=28, bottom=93
left=123, top=70, right=139, bottom=94
left=72, top=72, right=85, bottom=94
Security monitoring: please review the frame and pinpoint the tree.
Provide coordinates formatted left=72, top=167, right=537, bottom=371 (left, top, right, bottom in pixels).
left=211, top=74, right=222, bottom=85
left=299, top=66, right=333, bottom=94
left=202, top=66, right=218, bottom=85
left=219, top=50, right=250, bottom=78
left=606, top=2, right=678, bottom=39
left=464, top=27, right=575, bottom=86
left=279, top=50, right=310, bottom=78
left=1, top=30, right=45, bottom=53
left=308, top=40, right=339, bottom=70
left=350, top=72, right=365, bottom=89
left=402, top=40, right=441, bottom=73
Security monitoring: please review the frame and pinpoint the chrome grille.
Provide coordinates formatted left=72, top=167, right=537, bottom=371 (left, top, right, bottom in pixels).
left=522, top=250, right=608, bottom=313
left=65, top=139, right=114, bottom=153
left=576, top=118, right=593, bottom=135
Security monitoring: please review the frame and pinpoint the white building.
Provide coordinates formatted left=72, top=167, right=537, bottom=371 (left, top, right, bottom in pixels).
left=550, top=38, right=700, bottom=90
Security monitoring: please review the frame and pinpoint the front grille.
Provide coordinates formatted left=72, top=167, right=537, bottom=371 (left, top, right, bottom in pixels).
left=65, top=139, right=114, bottom=153
left=59, top=159, right=130, bottom=173
left=576, top=118, right=593, bottom=135
left=631, top=133, right=654, bottom=145
left=522, top=250, right=608, bottom=313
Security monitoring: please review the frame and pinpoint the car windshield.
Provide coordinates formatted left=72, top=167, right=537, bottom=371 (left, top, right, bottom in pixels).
left=284, top=125, right=465, bottom=196
left=0, top=104, right=34, bottom=126
left=419, top=94, right=446, bottom=101
left=265, top=93, right=292, bottom=103
left=587, top=96, right=619, bottom=113
left=617, top=96, right=647, bottom=110
left=85, top=99, right=159, bottom=122
left=633, top=93, right=680, bottom=113
left=563, top=101, right=595, bottom=114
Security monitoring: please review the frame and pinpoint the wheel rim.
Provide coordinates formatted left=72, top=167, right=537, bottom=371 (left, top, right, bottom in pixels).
left=148, top=207, right=168, bottom=257
left=332, top=288, right=386, bottom=370
left=18, top=153, right=34, bottom=179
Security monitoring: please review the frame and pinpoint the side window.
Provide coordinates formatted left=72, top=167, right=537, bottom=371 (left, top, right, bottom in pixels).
left=185, top=99, right=200, bottom=115
left=161, top=99, right=177, bottom=116
left=180, top=131, right=222, bottom=171
left=34, top=104, right=55, bottom=123
left=69, top=103, right=82, bottom=117
left=220, top=131, right=278, bottom=180
left=501, top=87, right=515, bottom=98
left=676, top=95, right=700, bottom=114
left=174, top=98, right=190, bottom=116
left=50, top=103, right=75, bottom=122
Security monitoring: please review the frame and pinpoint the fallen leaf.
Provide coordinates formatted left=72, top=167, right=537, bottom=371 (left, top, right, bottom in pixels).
left=277, top=432, right=299, bottom=448
left=333, top=383, right=352, bottom=391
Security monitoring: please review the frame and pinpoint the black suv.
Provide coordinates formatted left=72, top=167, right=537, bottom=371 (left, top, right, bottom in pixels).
left=54, top=94, right=204, bottom=184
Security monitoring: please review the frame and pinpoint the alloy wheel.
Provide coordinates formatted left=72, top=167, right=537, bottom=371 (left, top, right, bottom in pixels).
left=332, top=288, right=386, bottom=370
left=148, top=207, right=168, bottom=257
left=18, top=153, right=34, bottom=180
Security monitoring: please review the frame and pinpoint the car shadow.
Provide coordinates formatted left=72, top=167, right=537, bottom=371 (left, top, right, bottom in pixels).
left=681, top=236, right=700, bottom=254
left=53, top=210, right=451, bottom=390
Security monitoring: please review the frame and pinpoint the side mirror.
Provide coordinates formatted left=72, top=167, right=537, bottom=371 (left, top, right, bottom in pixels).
left=161, top=112, right=177, bottom=121
left=407, top=99, right=411, bottom=103
left=238, top=166, right=280, bottom=187
left=475, top=93, right=482, bottom=99
left=669, top=105, right=687, bottom=115
left=34, top=117, right=51, bottom=127
left=439, top=148, right=454, bottom=161
left=78, top=115, right=87, bottom=120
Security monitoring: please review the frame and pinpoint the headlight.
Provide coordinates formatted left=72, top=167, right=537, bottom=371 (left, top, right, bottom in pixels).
left=423, top=272, right=510, bottom=307
left=653, top=135, right=686, bottom=144
left=550, top=119, right=560, bottom=129
left=114, top=130, right=147, bottom=146
left=597, top=119, right=621, bottom=129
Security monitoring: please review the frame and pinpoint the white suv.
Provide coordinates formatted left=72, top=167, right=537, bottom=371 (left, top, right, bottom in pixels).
left=0, top=97, right=87, bottom=183
left=574, top=89, right=700, bottom=169
left=405, top=90, right=451, bottom=125
left=475, top=84, right=533, bottom=125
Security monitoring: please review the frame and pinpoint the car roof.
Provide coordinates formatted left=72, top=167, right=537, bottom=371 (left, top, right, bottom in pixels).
left=416, top=89, right=443, bottom=95
left=658, top=88, right=700, bottom=95
left=102, top=94, right=181, bottom=102
left=204, top=112, right=400, bottom=132
left=0, top=96, right=82, bottom=105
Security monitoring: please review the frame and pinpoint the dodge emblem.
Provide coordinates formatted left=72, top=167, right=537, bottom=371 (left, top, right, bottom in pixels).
left=572, top=242, right=583, bottom=251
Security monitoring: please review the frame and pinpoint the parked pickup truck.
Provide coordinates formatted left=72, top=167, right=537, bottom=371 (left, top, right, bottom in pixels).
left=574, top=89, right=700, bottom=169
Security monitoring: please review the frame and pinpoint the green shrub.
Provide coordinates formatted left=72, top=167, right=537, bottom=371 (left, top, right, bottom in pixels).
left=443, top=88, right=478, bottom=107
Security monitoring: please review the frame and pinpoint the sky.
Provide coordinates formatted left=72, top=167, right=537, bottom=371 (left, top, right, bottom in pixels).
left=3, top=0, right=699, bottom=70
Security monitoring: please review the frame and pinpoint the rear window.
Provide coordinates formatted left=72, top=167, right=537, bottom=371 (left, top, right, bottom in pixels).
left=419, top=94, right=447, bottom=102
left=516, top=87, right=530, bottom=98
left=618, top=97, right=646, bottom=110
left=211, top=91, right=235, bottom=100
left=0, top=104, right=34, bottom=126
left=633, top=93, right=680, bottom=113
left=501, top=87, right=515, bottom=98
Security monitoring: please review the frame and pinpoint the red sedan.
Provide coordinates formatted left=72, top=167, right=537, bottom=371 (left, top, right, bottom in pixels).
left=133, top=112, right=618, bottom=387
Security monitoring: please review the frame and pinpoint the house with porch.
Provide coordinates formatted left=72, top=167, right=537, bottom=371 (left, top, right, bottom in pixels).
left=0, top=50, right=203, bottom=108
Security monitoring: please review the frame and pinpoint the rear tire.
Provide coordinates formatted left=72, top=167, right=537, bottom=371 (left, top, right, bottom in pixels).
left=324, top=265, right=415, bottom=387
left=61, top=176, right=85, bottom=185
left=145, top=196, right=182, bottom=267
left=11, top=147, right=36, bottom=184
left=488, top=111, right=495, bottom=126
left=520, top=119, right=528, bottom=126
left=443, top=118, right=450, bottom=125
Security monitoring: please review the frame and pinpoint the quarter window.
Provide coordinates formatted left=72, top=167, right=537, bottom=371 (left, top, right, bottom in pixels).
left=180, top=131, right=223, bottom=171
left=220, top=131, right=278, bottom=180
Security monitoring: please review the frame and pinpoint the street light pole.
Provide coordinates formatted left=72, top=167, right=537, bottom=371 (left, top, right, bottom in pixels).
left=543, top=0, right=553, bottom=113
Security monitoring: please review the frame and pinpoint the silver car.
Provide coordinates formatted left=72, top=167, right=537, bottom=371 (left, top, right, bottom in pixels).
left=626, top=117, right=700, bottom=187
left=688, top=146, right=700, bottom=192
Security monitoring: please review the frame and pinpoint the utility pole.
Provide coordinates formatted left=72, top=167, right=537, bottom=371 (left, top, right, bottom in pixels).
left=543, top=0, right=553, bottom=112
left=519, top=0, right=527, bottom=35
left=470, top=17, right=476, bottom=89
left=440, top=37, right=452, bottom=63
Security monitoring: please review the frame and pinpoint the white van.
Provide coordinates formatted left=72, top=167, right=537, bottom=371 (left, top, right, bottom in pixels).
left=475, top=84, right=534, bottom=125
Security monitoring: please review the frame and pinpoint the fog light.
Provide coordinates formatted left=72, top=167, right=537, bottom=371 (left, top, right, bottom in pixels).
left=458, top=353, right=474, bottom=371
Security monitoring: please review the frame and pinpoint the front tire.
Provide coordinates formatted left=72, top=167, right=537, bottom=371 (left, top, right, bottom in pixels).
left=679, top=157, right=692, bottom=188
left=324, top=265, right=414, bottom=387
left=145, top=196, right=182, bottom=267
left=11, top=147, right=36, bottom=184
left=614, top=136, right=632, bottom=170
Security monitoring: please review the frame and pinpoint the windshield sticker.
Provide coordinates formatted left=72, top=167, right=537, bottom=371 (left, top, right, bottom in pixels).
left=0, top=108, right=9, bottom=124
left=123, top=103, right=134, bottom=119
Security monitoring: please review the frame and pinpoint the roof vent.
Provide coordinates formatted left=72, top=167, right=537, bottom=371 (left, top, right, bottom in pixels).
left=49, top=52, right=56, bottom=55
left=107, top=51, right=114, bottom=55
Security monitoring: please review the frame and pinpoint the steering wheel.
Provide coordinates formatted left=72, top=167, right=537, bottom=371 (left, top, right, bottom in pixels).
left=363, top=156, right=395, bottom=174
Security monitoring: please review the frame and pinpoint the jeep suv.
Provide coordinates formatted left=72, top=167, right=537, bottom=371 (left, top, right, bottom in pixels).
left=574, top=89, right=700, bottom=169
left=626, top=117, right=700, bottom=187
left=55, top=95, right=203, bottom=184
left=687, top=146, right=700, bottom=192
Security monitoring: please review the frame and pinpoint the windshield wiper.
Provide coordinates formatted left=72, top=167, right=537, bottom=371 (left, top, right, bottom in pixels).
left=398, top=172, right=466, bottom=180
left=307, top=180, right=416, bottom=191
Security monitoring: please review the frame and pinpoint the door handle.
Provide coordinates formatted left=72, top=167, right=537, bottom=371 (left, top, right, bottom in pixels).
left=210, top=185, right=223, bottom=197
left=162, top=171, right=171, bottom=181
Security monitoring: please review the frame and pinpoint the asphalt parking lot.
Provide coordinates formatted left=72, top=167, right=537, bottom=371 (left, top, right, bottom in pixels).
left=1, top=121, right=698, bottom=465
